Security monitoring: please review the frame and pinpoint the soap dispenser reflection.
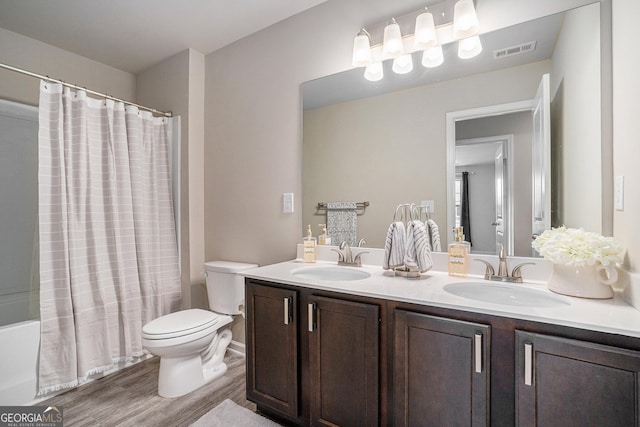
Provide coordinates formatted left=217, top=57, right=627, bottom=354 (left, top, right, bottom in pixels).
left=448, top=227, right=471, bottom=277
left=318, top=224, right=331, bottom=246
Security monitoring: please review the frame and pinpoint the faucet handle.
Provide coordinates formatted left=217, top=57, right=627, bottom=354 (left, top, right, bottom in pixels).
left=474, top=259, right=495, bottom=280
left=331, top=248, right=345, bottom=263
left=353, top=251, right=369, bottom=266
left=511, top=262, right=535, bottom=283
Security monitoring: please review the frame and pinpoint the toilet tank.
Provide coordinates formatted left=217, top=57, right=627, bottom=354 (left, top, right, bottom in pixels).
left=204, top=261, right=258, bottom=315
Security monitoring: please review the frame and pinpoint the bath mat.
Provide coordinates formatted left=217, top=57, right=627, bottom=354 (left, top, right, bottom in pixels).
left=191, top=399, right=281, bottom=427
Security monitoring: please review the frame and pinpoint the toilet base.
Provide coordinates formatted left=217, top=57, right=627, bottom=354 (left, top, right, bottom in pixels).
left=157, top=327, right=233, bottom=398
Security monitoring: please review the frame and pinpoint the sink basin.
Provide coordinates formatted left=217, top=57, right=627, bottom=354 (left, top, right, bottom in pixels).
left=443, top=282, right=570, bottom=308
left=291, top=266, right=371, bottom=282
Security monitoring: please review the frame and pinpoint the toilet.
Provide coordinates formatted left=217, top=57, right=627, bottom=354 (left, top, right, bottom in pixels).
left=142, top=260, right=257, bottom=398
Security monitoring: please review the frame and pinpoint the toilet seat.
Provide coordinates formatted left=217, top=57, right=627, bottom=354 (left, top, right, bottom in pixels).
left=142, top=309, right=218, bottom=340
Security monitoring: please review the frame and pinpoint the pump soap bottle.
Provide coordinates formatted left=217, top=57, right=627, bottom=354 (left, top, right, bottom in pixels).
left=448, top=227, right=470, bottom=277
left=318, top=224, right=331, bottom=246
left=303, top=224, right=317, bottom=263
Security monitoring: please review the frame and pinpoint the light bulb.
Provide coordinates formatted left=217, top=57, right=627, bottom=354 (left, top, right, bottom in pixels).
left=392, top=53, right=413, bottom=74
left=422, top=45, right=444, bottom=68
left=413, top=11, right=437, bottom=51
left=453, top=0, right=480, bottom=39
left=352, top=33, right=372, bottom=67
left=458, top=35, right=482, bottom=59
left=364, top=62, right=384, bottom=81
left=382, top=20, right=404, bottom=59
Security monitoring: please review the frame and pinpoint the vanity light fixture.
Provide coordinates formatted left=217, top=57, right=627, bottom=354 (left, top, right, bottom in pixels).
left=351, top=0, right=482, bottom=81
left=382, top=18, right=404, bottom=59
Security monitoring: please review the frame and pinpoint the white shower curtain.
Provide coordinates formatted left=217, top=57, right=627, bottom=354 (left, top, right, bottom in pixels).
left=37, top=81, right=181, bottom=394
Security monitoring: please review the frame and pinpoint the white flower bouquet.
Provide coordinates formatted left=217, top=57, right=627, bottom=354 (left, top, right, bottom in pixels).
left=532, top=226, right=623, bottom=267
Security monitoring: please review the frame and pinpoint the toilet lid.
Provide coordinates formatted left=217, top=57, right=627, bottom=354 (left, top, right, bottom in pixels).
left=142, top=309, right=218, bottom=340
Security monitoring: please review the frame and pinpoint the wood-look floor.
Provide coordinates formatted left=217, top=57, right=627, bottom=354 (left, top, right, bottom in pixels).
left=38, top=353, right=255, bottom=426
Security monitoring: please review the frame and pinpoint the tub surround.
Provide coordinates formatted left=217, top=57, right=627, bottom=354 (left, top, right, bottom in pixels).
left=240, top=244, right=640, bottom=339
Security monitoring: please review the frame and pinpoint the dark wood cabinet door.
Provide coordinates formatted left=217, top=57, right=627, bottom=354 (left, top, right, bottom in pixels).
left=308, top=295, right=380, bottom=427
left=245, top=281, right=299, bottom=420
left=516, top=331, right=640, bottom=427
left=393, top=309, right=490, bottom=427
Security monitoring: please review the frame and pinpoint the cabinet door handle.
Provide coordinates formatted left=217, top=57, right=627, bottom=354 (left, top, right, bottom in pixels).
left=524, top=342, right=533, bottom=386
left=283, top=297, right=292, bottom=325
left=308, top=303, right=316, bottom=332
left=474, top=333, right=483, bottom=373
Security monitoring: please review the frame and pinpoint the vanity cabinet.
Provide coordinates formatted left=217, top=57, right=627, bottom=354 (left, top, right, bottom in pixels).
left=515, top=331, right=640, bottom=426
left=245, top=282, right=299, bottom=420
left=246, top=277, right=640, bottom=426
left=393, top=310, right=490, bottom=426
left=245, top=279, right=381, bottom=426
left=308, top=295, right=379, bottom=426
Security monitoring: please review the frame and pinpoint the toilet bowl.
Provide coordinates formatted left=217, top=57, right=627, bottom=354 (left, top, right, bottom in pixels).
left=142, top=260, right=257, bottom=398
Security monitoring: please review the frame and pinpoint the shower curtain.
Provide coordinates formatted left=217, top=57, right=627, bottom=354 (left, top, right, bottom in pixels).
left=37, top=81, right=181, bottom=394
left=460, top=171, right=472, bottom=246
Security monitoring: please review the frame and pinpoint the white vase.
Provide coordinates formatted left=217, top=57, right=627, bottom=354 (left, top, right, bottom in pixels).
left=547, top=263, right=618, bottom=299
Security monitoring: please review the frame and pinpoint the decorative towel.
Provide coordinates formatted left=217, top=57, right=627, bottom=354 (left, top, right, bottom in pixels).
left=426, top=219, right=441, bottom=252
left=326, top=202, right=357, bottom=246
left=404, top=220, right=433, bottom=273
left=383, top=222, right=406, bottom=270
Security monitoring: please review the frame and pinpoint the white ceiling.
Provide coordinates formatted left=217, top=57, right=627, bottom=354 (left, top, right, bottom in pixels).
left=0, top=0, right=328, bottom=74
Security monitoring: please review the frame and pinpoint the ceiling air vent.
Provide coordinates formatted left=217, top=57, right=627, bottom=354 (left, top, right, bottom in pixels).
left=493, top=41, right=537, bottom=59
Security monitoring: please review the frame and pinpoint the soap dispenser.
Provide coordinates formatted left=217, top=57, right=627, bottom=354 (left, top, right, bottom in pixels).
left=303, top=224, right=317, bottom=263
left=318, top=224, right=332, bottom=246
left=448, top=227, right=471, bottom=277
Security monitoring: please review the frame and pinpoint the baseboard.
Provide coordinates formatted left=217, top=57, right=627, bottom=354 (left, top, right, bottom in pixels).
left=228, top=340, right=245, bottom=357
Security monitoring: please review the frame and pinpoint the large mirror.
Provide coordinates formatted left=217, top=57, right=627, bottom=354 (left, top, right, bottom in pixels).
left=302, top=2, right=611, bottom=257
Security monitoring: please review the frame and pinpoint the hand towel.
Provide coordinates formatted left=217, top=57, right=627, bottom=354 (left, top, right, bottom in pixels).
left=326, top=202, right=357, bottom=246
left=383, top=221, right=406, bottom=270
left=426, top=219, right=441, bottom=252
left=404, top=220, right=433, bottom=273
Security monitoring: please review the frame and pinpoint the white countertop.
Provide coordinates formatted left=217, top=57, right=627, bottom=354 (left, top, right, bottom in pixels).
left=241, top=257, right=640, bottom=339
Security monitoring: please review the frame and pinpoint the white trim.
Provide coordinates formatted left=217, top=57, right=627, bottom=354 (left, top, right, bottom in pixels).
left=446, top=100, right=535, bottom=251
left=455, top=135, right=515, bottom=255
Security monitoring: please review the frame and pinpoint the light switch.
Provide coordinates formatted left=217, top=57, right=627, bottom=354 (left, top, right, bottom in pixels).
left=283, top=192, right=294, bottom=213
left=615, top=176, right=624, bottom=211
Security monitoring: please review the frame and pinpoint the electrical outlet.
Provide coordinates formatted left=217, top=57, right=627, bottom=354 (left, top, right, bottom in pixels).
left=421, top=200, right=435, bottom=213
left=283, top=192, right=294, bottom=213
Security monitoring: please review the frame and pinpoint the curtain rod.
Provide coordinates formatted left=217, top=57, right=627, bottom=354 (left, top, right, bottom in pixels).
left=0, top=62, right=172, bottom=118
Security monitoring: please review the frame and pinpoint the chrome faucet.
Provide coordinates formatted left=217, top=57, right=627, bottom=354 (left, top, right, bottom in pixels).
left=332, top=241, right=368, bottom=267
left=475, top=245, right=534, bottom=283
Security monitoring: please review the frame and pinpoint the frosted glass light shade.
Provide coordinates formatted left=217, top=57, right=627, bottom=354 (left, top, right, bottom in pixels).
left=413, top=11, right=437, bottom=51
left=421, top=45, right=444, bottom=68
left=364, top=62, right=384, bottom=81
left=392, top=54, right=413, bottom=74
left=458, top=35, right=482, bottom=59
left=352, top=34, right=373, bottom=67
left=453, top=0, right=480, bottom=39
left=383, top=21, right=404, bottom=59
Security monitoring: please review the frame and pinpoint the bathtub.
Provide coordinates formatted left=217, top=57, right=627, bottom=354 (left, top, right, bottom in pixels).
left=0, top=320, right=40, bottom=405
